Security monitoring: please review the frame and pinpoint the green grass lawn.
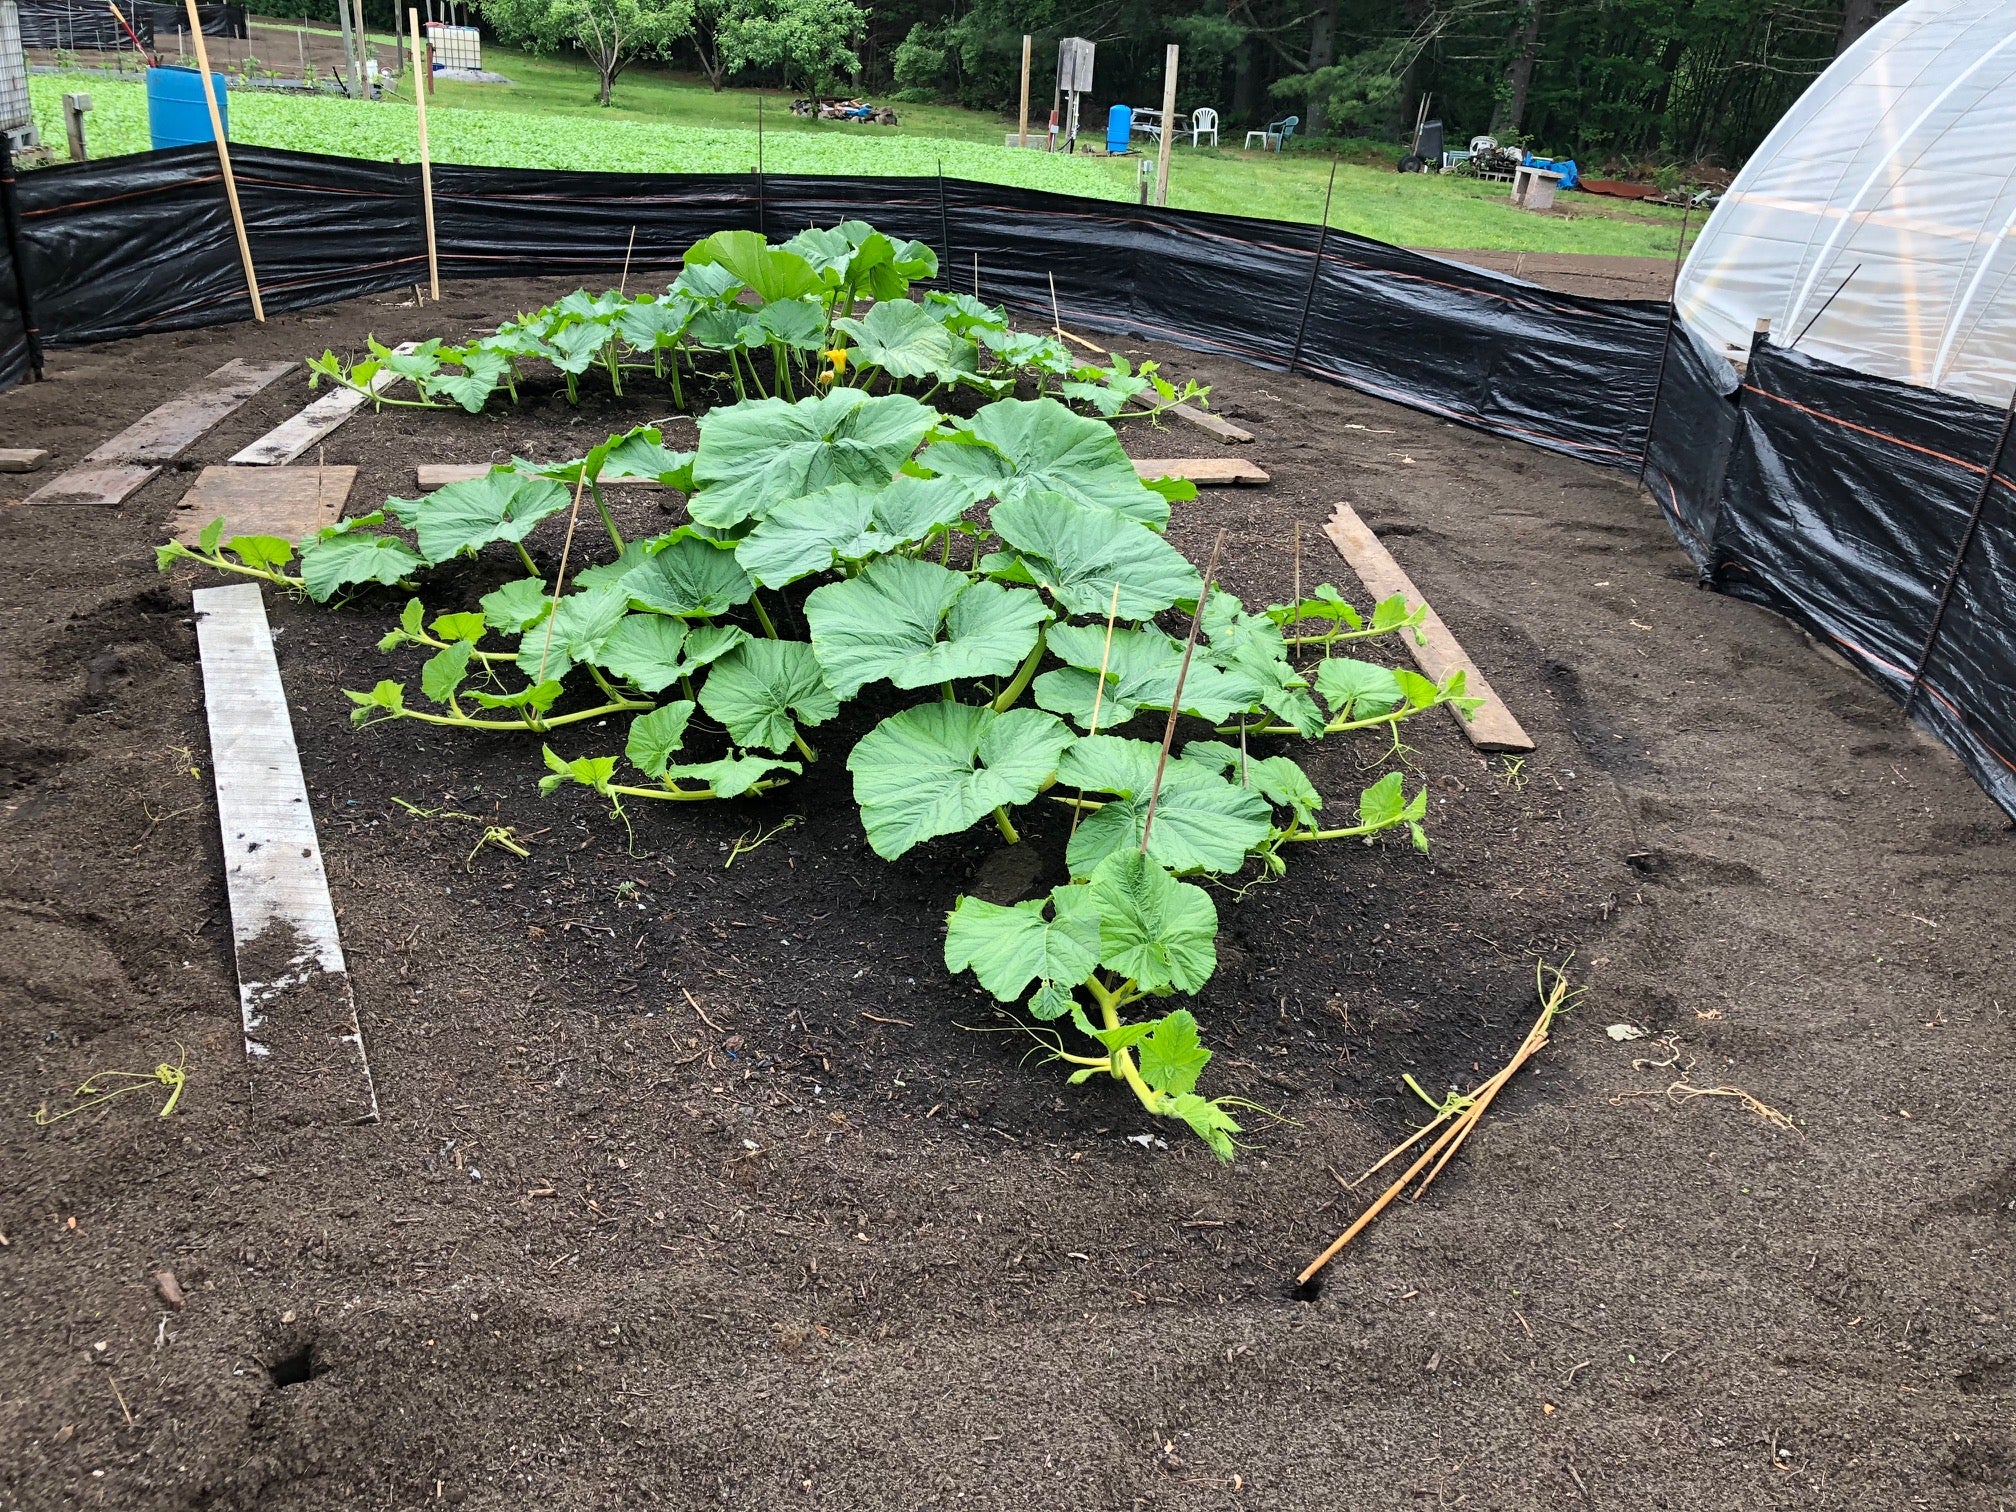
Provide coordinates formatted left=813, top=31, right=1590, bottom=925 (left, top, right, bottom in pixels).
left=29, top=59, right=1688, bottom=256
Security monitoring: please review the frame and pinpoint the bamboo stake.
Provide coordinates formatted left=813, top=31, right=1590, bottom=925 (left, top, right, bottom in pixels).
left=535, top=471, right=590, bottom=685
left=618, top=224, right=636, bottom=294
left=1068, top=583, right=1124, bottom=845
left=183, top=0, right=262, bottom=320
left=1139, top=528, right=1224, bottom=856
left=409, top=8, right=439, bottom=299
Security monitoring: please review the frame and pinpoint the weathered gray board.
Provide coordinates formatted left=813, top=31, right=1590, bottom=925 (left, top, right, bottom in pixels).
left=230, top=344, right=417, bottom=466
left=194, top=582, right=380, bottom=1124
left=172, top=464, right=356, bottom=544
left=84, top=358, right=294, bottom=463
left=24, top=462, right=158, bottom=506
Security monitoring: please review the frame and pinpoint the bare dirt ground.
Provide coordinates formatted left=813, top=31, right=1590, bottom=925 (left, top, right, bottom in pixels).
left=0, top=274, right=2011, bottom=1511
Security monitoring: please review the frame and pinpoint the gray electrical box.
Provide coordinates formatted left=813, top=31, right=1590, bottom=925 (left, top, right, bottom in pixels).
left=1057, top=36, right=1094, bottom=95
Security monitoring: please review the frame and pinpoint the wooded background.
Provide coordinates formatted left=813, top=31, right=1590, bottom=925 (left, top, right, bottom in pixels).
left=869, top=0, right=1900, bottom=168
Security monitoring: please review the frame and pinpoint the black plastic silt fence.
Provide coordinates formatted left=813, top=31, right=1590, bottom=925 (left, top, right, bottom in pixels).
left=0, top=143, right=2010, bottom=819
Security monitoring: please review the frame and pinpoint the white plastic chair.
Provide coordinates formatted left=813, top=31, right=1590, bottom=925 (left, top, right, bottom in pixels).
left=1190, top=107, right=1218, bottom=147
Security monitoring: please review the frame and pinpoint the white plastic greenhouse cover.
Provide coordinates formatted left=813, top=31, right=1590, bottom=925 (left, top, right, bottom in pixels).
left=1676, top=0, right=2016, bottom=407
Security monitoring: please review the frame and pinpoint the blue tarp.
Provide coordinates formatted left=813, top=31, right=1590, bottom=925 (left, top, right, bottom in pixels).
left=1524, top=155, right=1581, bottom=190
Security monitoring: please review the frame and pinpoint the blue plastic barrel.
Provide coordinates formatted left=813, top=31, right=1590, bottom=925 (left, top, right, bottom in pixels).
left=146, top=67, right=229, bottom=150
left=1106, top=103, right=1132, bottom=154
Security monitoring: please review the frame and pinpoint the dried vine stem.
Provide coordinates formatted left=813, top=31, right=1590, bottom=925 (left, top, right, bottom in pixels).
left=1298, top=960, right=1577, bottom=1285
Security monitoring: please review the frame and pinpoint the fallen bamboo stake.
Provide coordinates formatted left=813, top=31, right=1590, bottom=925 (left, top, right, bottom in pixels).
left=1298, top=961, right=1575, bottom=1285
left=1138, top=529, right=1224, bottom=856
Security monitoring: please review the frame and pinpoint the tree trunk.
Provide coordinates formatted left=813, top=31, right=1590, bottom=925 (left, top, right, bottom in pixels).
left=695, top=35, right=725, bottom=90
left=1490, top=0, right=1544, bottom=137
left=1304, top=0, right=1338, bottom=135
left=1232, top=29, right=1256, bottom=123
left=1836, top=0, right=1884, bottom=55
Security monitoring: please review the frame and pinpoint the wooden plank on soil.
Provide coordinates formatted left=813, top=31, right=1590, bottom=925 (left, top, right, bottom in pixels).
left=171, top=464, right=357, bottom=545
left=24, top=462, right=158, bottom=506
left=1132, top=457, right=1269, bottom=486
left=1168, top=403, right=1254, bottom=443
left=0, top=447, right=48, bottom=472
left=1322, top=501, right=1535, bottom=754
left=416, top=463, right=665, bottom=490
left=193, top=582, right=379, bottom=1125
left=83, top=359, right=294, bottom=464
left=230, top=344, right=415, bottom=466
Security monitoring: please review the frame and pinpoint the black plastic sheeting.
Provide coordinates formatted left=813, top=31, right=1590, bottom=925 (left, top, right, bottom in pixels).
left=15, top=0, right=245, bottom=45
left=0, top=144, right=2010, bottom=817
left=1703, top=342, right=2016, bottom=815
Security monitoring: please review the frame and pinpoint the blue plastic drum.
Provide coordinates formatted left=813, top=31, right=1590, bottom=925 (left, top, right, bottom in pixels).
left=146, top=67, right=229, bottom=150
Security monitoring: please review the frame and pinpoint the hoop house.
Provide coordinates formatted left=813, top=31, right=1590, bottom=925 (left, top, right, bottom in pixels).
left=1676, top=0, right=2016, bottom=407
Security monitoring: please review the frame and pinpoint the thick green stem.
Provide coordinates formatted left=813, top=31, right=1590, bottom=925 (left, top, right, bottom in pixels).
left=603, top=344, right=624, bottom=397
left=514, top=541, right=540, bottom=577
left=606, top=779, right=788, bottom=803
left=1277, top=817, right=1397, bottom=843
left=992, top=805, right=1020, bottom=844
left=1285, top=624, right=1403, bottom=647
left=1220, top=704, right=1428, bottom=739
left=174, top=550, right=302, bottom=592
left=587, top=479, right=625, bottom=554
left=369, top=698, right=650, bottom=733
left=772, top=341, right=795, bottom=402
left=990, top=626, right=1048, bottom=713
left=1084, top=976, right=1162, bottom=1114
left=668, top=354, right=684, bottom=410
left=750, top=592, right=780, bottom=640
left=791, top=730, right=818, bottom=764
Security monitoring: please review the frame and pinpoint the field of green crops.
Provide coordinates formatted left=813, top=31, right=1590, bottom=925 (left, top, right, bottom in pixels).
left=26, top=68, right=1689, bottom=256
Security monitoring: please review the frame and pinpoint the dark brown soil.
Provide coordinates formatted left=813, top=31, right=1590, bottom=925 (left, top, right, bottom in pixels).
left=2, top=276, right=2013, bottom=1512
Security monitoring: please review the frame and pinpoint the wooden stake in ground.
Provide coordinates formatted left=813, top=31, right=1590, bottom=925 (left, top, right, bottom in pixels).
left=1017, top=34, right=1032, bottom=148
left=618, top=224, right=637, bottom=294
left=183, top=0, right=263, bottom=321
left=409, top=7, right=440, bottom=300
left=1067, top=583, right=1124, bottom=846
left=1297, top=961, right=1574, bottom=1285
left=1154, top=43, right=1178, bottom=208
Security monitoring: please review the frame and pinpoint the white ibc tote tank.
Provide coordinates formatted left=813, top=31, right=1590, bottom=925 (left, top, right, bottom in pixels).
left=1676, top=0, right=2016, bottom=407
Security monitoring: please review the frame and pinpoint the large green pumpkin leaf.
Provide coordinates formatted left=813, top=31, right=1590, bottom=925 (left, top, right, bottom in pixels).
left=1136, top=1009, right=1212, bottom=1097
left=619, top=531, right=754, bottom=618
left=1058, top=736, right=1273, bottom=879
left=697, top=639, right=838, bottom=753
left=1178, top=740, right=1323, bottom=825
left=593, top=614, right=689, bottom=693
left=804, top=556, right=1048, bottom=699
left=689, top=388, right=938, bottom=529
left=923, top=398, right=1169, bottom=526
left=834, top=301, right=979, bottom=383
left=943, top=893, right=1101, bottom=1005
left=983, top=492, right=1201, bottom=620
left=298, top=513, right=424, bottom=602
left=684, top=229, right=823, bottom=303
left=1314, top=656, right=1406, bottom=721
left=623, top=701, right=696, bottom=778
left=734, top=483, right=896, bottom=589
left=847, top=702, right=1072, bottom=860
left=514, top=586, right=628, bottom=682
left=384, top=470, right=571, bottom=566
left=871, top=472, right=987, bottom=540
left=481, top=576, right=551, bottom=634
left=1033, top=623, right=1261, bottom=731
left=1083, top=850, right=1218, bottom=995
